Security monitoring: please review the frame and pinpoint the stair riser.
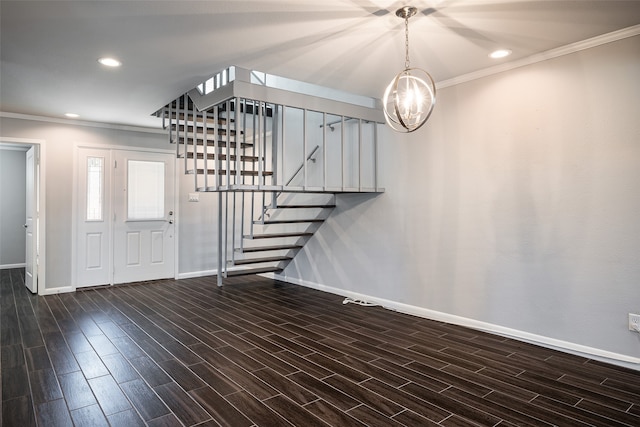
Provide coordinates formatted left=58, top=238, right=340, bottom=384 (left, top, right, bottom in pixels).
left=187, top=169, right=274, bottom=177
left=232, top=256, right=293, bottom=266
left=247, top=233, right=313, bottom=240
left=239, top=245, right=303, bottom=253
left=170, top=125, right=239, bottom=136
left=179, top=153, right=260, bottom=162
left=254, top=219, right=326, bottom=225
left=173, top=138, right=252, bottom=149
left=165, top=113, right=228, bottom=126
left=225, top=266, right=283, bottom=277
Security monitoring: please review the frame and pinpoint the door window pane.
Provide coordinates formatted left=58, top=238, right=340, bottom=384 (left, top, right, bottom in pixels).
left=87, top=157, right=104, bottom=221
left=128, top=160, right=164, bottom=220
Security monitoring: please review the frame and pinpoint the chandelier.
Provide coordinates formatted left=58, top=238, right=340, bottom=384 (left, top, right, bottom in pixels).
left=383, top=6, right=436, bottom=133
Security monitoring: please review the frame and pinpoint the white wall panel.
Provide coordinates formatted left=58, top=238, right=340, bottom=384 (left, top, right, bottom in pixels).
left=126, top=232, right=141, bottom=266
left=151, top=230, right=164, bottom=264
left=86, top=233, right=102, bottom=269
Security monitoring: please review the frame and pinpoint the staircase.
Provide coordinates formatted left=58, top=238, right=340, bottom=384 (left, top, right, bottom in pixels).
left=229, top=192, right=337, bottom=277
left=155, top=66, right=384, bottom=285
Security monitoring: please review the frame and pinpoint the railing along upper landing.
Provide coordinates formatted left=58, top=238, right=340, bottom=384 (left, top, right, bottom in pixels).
left=156, top=66, right=386, bottom=194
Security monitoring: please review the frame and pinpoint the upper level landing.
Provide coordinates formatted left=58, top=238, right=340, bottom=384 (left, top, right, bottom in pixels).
left=154, top=67, right=385, bottom=194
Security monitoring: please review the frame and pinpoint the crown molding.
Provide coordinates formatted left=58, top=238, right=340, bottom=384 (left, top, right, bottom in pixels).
left=0, top=111, right=165, bottom=134
left=437, top=24, right=640, bottom=89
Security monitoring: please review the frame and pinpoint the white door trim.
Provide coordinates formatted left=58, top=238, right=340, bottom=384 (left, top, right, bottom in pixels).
left=25, top=146, right=37, bottom=292
left=0, top=137, right=47, bottom=294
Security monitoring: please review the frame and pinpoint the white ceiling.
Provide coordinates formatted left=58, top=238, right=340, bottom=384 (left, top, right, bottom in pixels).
left=1, top=0, right=639, bottom=128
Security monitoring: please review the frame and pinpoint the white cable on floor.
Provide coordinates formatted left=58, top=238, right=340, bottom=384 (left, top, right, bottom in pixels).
left=342, top=297, right=379, bottom=307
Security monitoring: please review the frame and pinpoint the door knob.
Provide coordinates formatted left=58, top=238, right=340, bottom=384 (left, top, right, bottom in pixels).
left=24, top=224, right=28, bottom=228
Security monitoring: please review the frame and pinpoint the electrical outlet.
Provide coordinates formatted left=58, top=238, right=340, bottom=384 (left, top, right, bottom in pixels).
left=629, top=313, right=640, bottom=332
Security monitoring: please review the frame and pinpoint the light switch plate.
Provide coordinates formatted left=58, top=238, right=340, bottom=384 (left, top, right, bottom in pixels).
left=188, top=192, right=199, bottom=202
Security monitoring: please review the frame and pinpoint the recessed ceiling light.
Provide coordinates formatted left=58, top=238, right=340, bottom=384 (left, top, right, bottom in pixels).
left=64, top=113, right=80, bottom=118
left=489, top=49, right=512, bottom=59
left=98, top=57, right=122, bottom=67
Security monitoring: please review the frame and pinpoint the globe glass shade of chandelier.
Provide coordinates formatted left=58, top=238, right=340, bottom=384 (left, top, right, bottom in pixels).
left=383, top=67, right=436, bottom=133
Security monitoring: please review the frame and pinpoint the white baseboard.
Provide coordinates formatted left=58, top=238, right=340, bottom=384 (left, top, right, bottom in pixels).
left=0, top=263, right=26, bottom=270
left=178, top=266, right=269, bottom=280
left=275, top=273, right=640, bottom=369
left=39, top=286, right=74, bottom=296
left=177, top=269, right=218, bottom=280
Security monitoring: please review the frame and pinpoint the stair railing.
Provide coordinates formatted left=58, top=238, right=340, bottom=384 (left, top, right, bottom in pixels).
left=233, top=143, right=320, bottom=262
left=256, top=144, right=320, bottom=224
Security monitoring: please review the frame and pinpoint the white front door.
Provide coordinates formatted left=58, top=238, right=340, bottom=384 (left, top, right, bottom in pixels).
left=112, top=151, right=175, bottom=284
left=25, top=146, right=37, bottom=293
left=76, top=148, right=112, bottom=288
left=75, top=148, right=175, bottom=288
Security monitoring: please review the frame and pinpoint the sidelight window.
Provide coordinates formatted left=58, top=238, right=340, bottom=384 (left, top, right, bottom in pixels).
left=86, top=157, right=104, bottom=221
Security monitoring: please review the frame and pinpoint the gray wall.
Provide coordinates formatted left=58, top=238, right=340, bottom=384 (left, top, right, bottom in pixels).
left=0, top=119, right=179, bottom=289
left=283, top=35, right=640, bottom=360
left=176, top=162, right=218, bottom=276
left=0, top=148, right=27, bottom=267
left=0, top=117, right=222, bottom=288
left=0, top=34, right=637, bottom=363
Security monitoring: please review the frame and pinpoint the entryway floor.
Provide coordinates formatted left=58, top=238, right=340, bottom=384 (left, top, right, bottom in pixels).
left=2, top=269, right=639, bottom=426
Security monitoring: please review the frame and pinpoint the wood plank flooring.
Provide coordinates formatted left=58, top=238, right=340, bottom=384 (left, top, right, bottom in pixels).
left=2, top=268, right=639, bottom=426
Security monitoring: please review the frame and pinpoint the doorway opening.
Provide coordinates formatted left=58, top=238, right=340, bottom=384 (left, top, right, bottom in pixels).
left=0, top=137, right=46, bottom=294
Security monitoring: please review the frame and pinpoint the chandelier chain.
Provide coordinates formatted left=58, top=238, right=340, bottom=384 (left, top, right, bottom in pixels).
left=404, top=17, right=410, bottom=69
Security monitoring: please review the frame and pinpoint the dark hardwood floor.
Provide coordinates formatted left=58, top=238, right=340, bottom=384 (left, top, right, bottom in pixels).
left=1, top=268, right=639, bottom=426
